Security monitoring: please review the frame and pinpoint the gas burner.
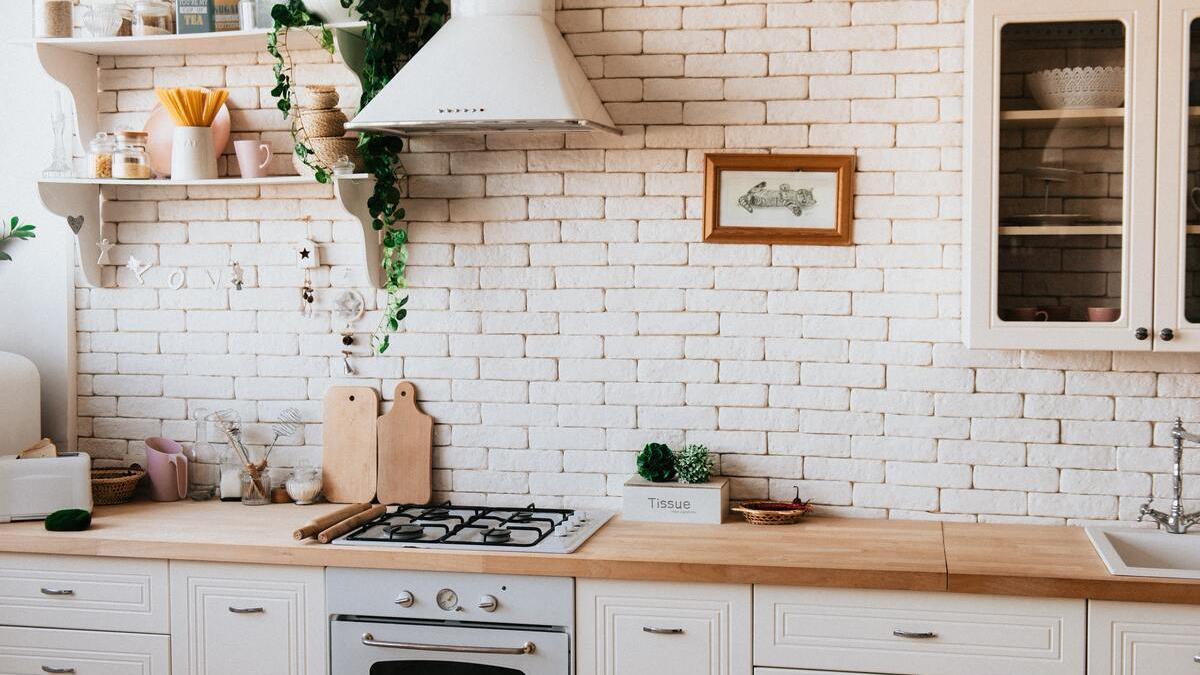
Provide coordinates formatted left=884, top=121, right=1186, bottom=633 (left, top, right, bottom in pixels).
left=508, top=512, right=534, bottom=523
left=417, top=507, right=453, bottom=521
left=386, top=524, right=424, bottom=541
left=480, top=528, right=512, bottom=542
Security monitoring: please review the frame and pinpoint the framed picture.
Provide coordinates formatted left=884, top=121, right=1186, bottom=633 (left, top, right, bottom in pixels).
left=703, top=153, right=856, bottom=245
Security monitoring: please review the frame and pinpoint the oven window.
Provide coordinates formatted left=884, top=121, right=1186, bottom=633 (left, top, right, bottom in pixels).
left=369, top=662, right=524, bottom=675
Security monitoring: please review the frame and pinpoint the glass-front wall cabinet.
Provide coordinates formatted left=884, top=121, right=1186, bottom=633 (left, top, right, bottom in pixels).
left=967, top=0, right=1158, bottom=350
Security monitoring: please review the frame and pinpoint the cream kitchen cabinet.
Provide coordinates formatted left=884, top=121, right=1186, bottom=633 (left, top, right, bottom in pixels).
left=1088, top=600, right=1200, bottom=674
left=169, top=561, right=326, bottom=675
left=576, top=579, right=751, bottom=675
left=754, top=586, right=1086, bottom=675
left=965, top=0, right=1200, bottom=351
left=0, top=625, right=170, bottom=675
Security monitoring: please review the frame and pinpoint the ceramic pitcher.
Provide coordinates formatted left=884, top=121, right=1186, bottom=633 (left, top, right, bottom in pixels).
left=145, top=437, right=189, bottom=502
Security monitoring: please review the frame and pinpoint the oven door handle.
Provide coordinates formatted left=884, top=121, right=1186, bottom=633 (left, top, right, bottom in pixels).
left=361, top=633, right=536, bottom=655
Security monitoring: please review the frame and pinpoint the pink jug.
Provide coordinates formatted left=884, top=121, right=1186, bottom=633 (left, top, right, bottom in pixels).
left=145, top=437, right=188, bottom=502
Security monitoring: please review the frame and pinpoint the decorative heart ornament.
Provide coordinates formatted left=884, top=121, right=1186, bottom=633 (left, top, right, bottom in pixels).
left=66, top=215, right=84, bottom=234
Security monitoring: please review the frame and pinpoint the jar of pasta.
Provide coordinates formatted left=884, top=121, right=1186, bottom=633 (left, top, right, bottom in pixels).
left=113, top=131, right=152, bottom=180
left=88, top=133, right=116, bottom=179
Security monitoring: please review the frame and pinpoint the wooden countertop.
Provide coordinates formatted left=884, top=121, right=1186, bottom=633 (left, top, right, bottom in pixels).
left=3, top=501, right=1199, bottom=602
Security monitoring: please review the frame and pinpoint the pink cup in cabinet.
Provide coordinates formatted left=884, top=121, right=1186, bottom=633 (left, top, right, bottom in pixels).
left=145, top=436, right=188, bottom=502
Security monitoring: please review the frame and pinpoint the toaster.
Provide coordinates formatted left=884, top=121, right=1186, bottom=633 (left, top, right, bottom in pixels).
left=0, top=452, right=92, bottom=523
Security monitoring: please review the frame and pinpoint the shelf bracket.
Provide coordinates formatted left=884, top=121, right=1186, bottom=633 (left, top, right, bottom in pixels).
left=37, top=182, right=103, bottom=288
left=333, top=175, right=383, bottom=289
left=333, top=27, right=368, bottom=93
left=36, top=43, right=98, bottom=149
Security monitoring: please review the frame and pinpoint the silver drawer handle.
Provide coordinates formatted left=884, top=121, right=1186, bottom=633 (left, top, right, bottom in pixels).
left=42, top=667, right=76, bottom=674
left=39, top=588, right=74, bottom=596
left=1194, top=654, right=1200, bottom=663
left=228, top=606, right=265, bottom=614
left=643, top=627, right=685, bottom=635
left=362, top=633, right=535, bottom=655
left=893, top=630, right=937, bottom=639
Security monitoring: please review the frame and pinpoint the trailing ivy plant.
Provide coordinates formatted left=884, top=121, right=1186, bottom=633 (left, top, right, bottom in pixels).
left=268, top=0, right=447, bottom=353
left=0, top=217, right=36, bottom=262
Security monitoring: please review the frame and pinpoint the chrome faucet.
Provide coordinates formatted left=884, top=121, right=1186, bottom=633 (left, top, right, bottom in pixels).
left=1138, top=418, right=1200, bottom=534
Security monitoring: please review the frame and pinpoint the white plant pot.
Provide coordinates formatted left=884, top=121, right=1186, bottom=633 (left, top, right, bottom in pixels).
left=171, top=127, right=218, bottom=181
left=305, top=0, right=359, bottom=23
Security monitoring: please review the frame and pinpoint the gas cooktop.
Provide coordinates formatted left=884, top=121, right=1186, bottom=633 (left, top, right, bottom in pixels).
left=333, top=503, right=614, bottom=554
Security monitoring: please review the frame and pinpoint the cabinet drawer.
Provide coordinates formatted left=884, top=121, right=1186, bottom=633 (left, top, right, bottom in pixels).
left=754, top=586, right=1085, bottom=675
left=0, top=554, right=168, bottom=633
left=1089, top=600, right=1200, bottom=675
left=170, top=561, right=325, bottom=675
left=756, top=670, right=881, bottom=675
left=577, top=579, right=751, bottom=675
left=0, top=625, right=169, bottom=675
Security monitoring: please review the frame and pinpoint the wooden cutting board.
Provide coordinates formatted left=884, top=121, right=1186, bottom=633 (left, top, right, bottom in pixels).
left=376, top=381, right=433, bottom=505
left=322, top=386, right=379, bottom=504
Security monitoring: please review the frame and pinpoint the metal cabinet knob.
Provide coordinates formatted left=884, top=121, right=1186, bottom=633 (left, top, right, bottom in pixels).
left=893, top=630, right=937, bottom=639
left=394, top=591, right=415, bottom=607
left=642, top=627, right=684, bottom=635
left=228, top=606, right=265, bottom=614
left=477, top=595, right=498, bottom=612
left=41, top=667, right=75, bottom=674
left=1161, top=328, right=1175, bottom=341
left=1135, top=327, right=1149, bottom=340
left=39, top=588, right=74, bottom=596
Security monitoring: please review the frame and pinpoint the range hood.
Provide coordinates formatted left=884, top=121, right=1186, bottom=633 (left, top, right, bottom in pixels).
left=345, top=0, right=620, bottom=136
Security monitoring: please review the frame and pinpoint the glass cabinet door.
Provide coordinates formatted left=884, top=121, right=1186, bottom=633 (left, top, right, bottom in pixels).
left=966, top=0, right=1158, bottom=350
left=1154, top=0, right=1200, bottom=350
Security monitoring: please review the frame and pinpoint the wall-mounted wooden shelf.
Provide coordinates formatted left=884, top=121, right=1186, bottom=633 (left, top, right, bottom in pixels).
left=37, top=175, right=382, bottom=290
left=999, top=224, right=1122, bottom=236
left=32, top=21, right=366, bottom=56
left=999, top=108, right=1125, bottom=128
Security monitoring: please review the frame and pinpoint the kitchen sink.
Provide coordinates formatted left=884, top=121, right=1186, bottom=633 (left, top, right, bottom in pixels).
left=1086, top=527, right=1200, bottom=579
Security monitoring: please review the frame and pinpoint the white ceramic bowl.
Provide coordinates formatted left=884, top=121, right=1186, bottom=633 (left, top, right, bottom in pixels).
left=1027, top=66, right=1125, bottom=109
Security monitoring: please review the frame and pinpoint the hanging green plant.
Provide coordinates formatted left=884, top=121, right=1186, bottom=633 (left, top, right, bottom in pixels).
left=0, top=216, right=36, bottom=262
left=268, top=0, right=447, bottom=353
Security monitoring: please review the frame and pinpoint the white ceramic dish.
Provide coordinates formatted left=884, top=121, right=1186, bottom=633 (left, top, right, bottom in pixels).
left=1028, top=66, right=1125, bottom=109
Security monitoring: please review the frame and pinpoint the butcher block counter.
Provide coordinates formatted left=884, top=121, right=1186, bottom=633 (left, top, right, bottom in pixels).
left=2, top=501, right=1198, bottom=604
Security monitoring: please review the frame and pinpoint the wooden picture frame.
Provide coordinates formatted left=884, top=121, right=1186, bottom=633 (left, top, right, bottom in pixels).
left=703, top=153, right=856, bottom=245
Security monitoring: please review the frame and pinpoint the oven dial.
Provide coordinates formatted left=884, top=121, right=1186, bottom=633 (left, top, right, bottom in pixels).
left=436, top=588, right=459, bottom=611
left=477, top=595, right=499, bottom=612
left=394, top=591, right=415, bottom=607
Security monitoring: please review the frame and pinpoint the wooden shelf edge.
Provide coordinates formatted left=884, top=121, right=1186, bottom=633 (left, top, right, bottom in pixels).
left=1000, top=107, right=1125, bottom=128
left=999, top=224, right=1122, bottom=236
left=38, top=174, right=369, bottom=187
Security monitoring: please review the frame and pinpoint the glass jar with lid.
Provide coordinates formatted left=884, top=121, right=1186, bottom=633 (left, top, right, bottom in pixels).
left=133, top=0, right=175, bottom=36
left=113, top=131, right=152, bottom=180
left=88, top=133, right=116, bottom=179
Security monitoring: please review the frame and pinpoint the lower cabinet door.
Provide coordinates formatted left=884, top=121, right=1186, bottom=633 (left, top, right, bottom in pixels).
left=1089, top=601, right=1200, bottom=675
left=170, top=561, right=326, bottom=675
left=577, top=579, right=751, bottom=675
left=0, top=625, right=169, bottom=675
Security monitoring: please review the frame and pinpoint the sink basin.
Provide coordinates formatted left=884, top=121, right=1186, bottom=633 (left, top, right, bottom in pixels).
left=1086, top=527, right=1200, bottom=579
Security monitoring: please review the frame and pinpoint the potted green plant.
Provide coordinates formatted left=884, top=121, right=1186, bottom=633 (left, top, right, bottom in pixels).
left=0, top=217, right=36, bottom=262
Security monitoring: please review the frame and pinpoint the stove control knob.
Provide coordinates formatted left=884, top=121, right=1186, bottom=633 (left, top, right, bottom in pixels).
left=477, top=595, right=499, bottom=612
left=575, top=510, right=589, bottom=523
left=394, top=591, right=415, bottom=608
left=553, top=523, right=570, bottom=537
left=568, top=515, right=582, bottom=529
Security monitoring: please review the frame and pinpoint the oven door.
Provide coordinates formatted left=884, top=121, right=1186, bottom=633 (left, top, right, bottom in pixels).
left=332, top=618, right=570, bottom=675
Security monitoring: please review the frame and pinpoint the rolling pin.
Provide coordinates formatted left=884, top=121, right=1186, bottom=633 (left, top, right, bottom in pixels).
left=317, top=504, right=387, bottom=544
left=293, top=503, right=370, bottom=540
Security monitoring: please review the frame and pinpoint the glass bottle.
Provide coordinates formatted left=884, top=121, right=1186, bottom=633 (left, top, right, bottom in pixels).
left=43, top=92, right=72, bottom=178
left=132, top=0, right=175, bottom=36
left=113, top=130, right=152, bottom=179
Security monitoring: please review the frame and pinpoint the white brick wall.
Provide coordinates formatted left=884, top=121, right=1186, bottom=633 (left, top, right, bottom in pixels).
left=71, top=0, right=1200, bottom=524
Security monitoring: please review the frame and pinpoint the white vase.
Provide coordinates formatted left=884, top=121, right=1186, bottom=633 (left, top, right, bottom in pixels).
left=171, top=127, right=218, bottom=181
left=304, top=0, right=359, bottom=23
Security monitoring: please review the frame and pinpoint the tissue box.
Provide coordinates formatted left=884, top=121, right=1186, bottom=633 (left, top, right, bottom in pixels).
left=622, top=476, right=729, bottom=524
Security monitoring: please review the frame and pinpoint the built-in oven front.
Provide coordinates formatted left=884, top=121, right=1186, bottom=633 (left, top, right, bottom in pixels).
left=331, top=618, right=570, bottom=675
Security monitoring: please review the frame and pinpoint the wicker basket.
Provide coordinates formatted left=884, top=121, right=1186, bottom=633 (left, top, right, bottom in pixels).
left=732, top=500, right=813, bottom=526
left=91, top=465, right=145, bottom=506
left=297, top=109, right=347, bottom=139
left=299, top=85, right=339, bottom=110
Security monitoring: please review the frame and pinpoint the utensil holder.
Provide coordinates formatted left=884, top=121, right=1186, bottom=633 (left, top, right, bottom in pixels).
left=171, top=126, right=218, bottom=180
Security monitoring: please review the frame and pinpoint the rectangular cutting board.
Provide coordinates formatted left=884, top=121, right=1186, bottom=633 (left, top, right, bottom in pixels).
left=376, top=381, right=433, bottom=505
left=322, top=386, right=379, bottom=504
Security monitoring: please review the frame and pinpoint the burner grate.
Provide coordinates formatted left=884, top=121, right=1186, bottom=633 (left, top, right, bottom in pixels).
left=343, top=502, right=575, bottom=549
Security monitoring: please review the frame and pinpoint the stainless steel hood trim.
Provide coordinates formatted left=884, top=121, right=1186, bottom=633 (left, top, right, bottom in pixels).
left=346, top=118, right=623, bottom=136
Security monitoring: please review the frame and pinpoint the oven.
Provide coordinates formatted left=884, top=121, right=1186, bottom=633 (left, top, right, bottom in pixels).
left=332, top=618, right=569, bottom=675
left=328, top=568, right=574, bottom=675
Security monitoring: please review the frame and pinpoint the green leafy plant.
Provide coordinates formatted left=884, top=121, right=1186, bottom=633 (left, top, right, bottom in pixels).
left=675, top=444, right=714, bottom=484
left=268, top=0, right=447, bottom=353
left=0, top=217, right=36, bottom=262
left=636, top=443, right=676, bottom=483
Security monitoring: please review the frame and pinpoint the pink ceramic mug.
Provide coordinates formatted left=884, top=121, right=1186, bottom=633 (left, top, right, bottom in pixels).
left=234, top=140, right=272, bottom=179
left=145, top=437, right=188, bottom=502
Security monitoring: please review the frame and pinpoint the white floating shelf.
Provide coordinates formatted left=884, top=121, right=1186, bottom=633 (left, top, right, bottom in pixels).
left=37, top=175, right=382, bottom=290
left=33, top=21, right=366, bottom=56
left=40, top=174, right=369, bottom=187
left=999, top=108, right=1125, bottom=128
